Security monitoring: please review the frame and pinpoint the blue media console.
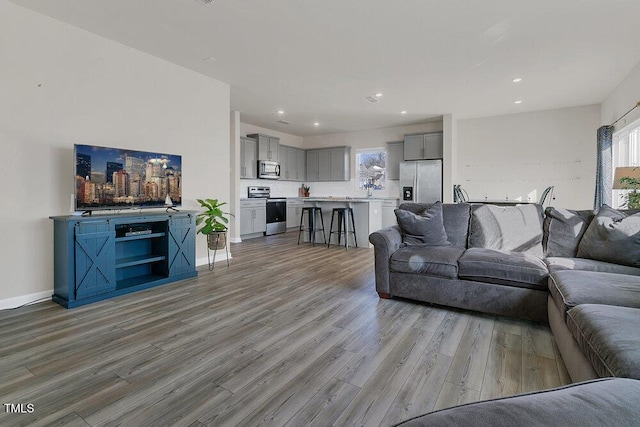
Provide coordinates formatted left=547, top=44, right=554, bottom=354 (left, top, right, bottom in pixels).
left=50, top=211, right=198, bottom=308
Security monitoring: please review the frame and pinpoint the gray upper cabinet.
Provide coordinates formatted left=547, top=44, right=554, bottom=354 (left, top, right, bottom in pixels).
left=403, top=132, right=443, bottom=160
left=386, top=141, right=404, bottom=180
left=279, top=145, right=290, bottom=180
left=296, top=148, right=306, bottom=181
left=248, top=133, right=280, bottom=162
left=279, top=145, right=305, bottom=181
left=307, top=146, right=350, bottom=182
left=307, top=150, right=320, bottom=182
left=240, top=137, right=257, bottom=179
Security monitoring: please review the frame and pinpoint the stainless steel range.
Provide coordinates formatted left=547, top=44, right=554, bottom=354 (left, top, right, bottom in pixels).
left=247, top=186, right=287, bottom=235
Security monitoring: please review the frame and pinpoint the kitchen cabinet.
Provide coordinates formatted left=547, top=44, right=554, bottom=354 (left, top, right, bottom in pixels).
left=307, top=146, right=350, bottom=182
left=386, top=141, right=404, bottom=180
left=240, top=137, right=257, bottom=179
left=286, top=199, right=305, bottom=228
left=248, top=133, right=280, bottom=162
left=381, top=199, right=399, bottom=228
left=404, top=132, right=443, bottom=160
left=240, top=199, right=266, bottom=238
left=296, top=148, right=306, bottom=181
left=279, top=145, right=306, bottom=181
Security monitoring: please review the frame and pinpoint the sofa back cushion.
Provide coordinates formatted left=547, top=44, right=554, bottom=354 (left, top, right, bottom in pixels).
left=399, top=202, right=471, bottom=248
left=394, top=202, right=449, bottom=246
left=468, top=204, right=544, bottom=258
left=543, top=207, right=595, bottom=257
left=577, top=205, right=640, bottom=268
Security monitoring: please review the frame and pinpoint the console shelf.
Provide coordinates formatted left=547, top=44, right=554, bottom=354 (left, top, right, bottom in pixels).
left=50, top=211, right=197, bottom=308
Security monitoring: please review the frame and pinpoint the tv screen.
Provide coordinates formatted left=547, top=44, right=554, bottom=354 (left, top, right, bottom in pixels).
left=74, top=144, right=182, bottom=211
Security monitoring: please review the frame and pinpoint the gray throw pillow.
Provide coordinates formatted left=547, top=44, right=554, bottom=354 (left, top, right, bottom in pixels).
left=577, top=205, right=640, bottom=267
left=394, top=202, right=449, bottom=246
left=543, top=207, right=595, bottom=257
left=468, top=204, right=544, bottom=258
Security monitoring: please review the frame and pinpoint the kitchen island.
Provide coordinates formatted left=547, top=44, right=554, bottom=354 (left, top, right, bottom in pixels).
left=294, top=197, right=399, bottom=248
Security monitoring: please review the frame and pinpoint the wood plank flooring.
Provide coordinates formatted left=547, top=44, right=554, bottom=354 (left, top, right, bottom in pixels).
left=0, top=231, right=570, bottom=426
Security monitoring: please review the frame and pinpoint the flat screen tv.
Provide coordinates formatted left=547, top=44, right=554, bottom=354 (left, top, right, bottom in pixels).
left=74, top=144, right=182, bottom=211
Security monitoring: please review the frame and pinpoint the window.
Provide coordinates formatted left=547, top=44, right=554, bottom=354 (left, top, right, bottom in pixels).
left=612, top=121, right=640, bottom=208
left=357, top=148, right=386, bottom=190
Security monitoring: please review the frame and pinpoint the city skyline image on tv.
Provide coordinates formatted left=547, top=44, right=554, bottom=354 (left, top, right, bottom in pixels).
left=75, top=144, right=182, bottom=210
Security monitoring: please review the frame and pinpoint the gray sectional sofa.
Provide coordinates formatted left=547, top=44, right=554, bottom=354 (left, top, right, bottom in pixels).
left=369, top=202, right=640, bottom=383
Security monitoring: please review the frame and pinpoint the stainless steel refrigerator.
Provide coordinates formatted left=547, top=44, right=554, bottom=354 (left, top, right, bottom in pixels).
left=399, top=160, right=443, bottom=203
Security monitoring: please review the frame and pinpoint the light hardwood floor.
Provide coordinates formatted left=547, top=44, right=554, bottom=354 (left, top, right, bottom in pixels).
left=0, top=231, right=570, bottom=426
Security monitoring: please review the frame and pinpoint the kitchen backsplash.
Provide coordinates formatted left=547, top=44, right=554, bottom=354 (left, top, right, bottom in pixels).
left=240, top=179, right=400, bottom=198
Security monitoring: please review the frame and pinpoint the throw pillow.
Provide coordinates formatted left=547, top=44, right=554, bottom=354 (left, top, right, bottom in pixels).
left=577, top=205, right=640, bottom=267
left=394, top=202, right=449, bottom=246
left=543, top=207, right=595, bottom=257
left=468, top=203, right=544, bottom=258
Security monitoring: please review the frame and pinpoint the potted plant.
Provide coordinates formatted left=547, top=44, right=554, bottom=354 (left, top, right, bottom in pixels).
left=619, top=175, right=640, bottom=209
left=301, top=184, right=310, bottom=197
left=196, top=198, right=232, bottom=250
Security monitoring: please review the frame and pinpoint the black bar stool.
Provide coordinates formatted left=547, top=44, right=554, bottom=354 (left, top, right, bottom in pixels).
left=327, top=207, right=358, bottom=249
left=297, top=207, right=326, bottom=246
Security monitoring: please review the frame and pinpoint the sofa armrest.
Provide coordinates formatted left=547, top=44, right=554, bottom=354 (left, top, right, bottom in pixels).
left=369, top=225, right=403, bottom=296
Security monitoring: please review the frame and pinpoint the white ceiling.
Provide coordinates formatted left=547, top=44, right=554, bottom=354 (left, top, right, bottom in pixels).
left=9, top=0, right=640, bottom=136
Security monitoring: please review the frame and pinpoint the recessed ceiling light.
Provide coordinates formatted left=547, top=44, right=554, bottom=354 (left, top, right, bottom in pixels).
left=375, top=93, right=383, bottom=98
left=313, top=122, right=320, bottom=127
left=512, top=77, right=522, bottom=83
left=400, top=110, right=407, bottom=115
left=277, top=110, right=284, bottom=115
left=514, top=100, right=523, bottom=104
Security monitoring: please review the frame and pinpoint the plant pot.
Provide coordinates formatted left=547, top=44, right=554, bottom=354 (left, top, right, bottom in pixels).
left=207, top=231, right=227, bottom=250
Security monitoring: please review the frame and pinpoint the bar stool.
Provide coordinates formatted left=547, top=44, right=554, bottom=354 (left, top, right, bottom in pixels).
left=297, top=207, right=326, bottom=246
left=327, top=207, right=358, bottom=249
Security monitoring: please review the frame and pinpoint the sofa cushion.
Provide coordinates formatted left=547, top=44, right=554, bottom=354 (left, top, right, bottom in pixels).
left=399, top=202, right=471, bottom=248
left=543, top=207, right=594, bottom=257
left=566, top=304, right=640, bottom=379
left=577, top=205, right=640, bottom=268
left=544, top=256, right=640, bottom=275
left=394, top=378, right=640, bottom=427
left=395, top=202, right=449, bottom=246
left=458, top=247, right=548, bottom=289
left=549, top=270, right=640, bottom=321
left=389, top=245, right=465, bottom=279
left=468, top=204, right=544, bottom=258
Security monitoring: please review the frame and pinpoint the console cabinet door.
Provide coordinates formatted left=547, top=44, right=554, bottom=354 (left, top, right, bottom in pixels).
left=74, top=221, right=116, bottom=299
left=168, top=215, right=196, bottom=277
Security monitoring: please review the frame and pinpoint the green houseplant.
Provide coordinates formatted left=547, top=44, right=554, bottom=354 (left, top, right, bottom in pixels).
left=619, top=176, right=640, bottom=209
left=196, top=198, right=232, bottom=250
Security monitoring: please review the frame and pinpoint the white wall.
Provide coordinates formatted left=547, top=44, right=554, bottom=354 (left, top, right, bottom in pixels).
left=457, top=105, right=601, bottom=209
left=303, top=122, right=443, bottom=198
left=601, top=61, right=640, bottom=128
left=0, top=1, right=230, bottom=306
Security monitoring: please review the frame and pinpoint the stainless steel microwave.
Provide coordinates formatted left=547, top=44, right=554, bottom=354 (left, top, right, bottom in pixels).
left=258, top=160, right=280, bottom=179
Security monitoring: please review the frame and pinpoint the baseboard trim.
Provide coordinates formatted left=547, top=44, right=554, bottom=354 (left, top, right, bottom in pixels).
left=229, top=237, right=242, bottom=243
left=0, top=290, right=52, bottom=310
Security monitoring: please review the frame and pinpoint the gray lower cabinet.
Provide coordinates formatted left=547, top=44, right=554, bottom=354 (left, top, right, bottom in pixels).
left=248, top=133, right=280, bottom=162
left=240, top=137, right=257, bottom=179
left=286, top=199, right=305, bottom=228
left=307, top=146, right=350, bottom=182
left=240, top=200, right=266, bottom=237
left=382, top=199, right=399, bottom=228
left=386, top=141, right=404, bottom=180
left=404, top=132, right=443, bottom=160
